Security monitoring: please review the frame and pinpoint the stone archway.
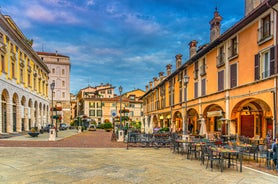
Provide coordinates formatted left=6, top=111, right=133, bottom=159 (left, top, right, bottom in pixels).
left=173, top=111, right=182, bottom=133
left=21, top=96, right=26, bottom=131
left=187, top=108, right=199, bottom=134
left=12, top=93, right=19, bottom=132
left=153, top=115, right=158, bottom=128
left=1, top=89, right=9, bottom=133
left=28, top=99, right=33, bottom=130
left=203, top=104, right=224, bottom=135
left=231, top=98, right=272, bottom=138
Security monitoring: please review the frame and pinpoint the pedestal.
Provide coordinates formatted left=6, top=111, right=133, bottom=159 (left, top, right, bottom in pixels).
left=117, top=130, right=124, bottom=142
left=49, top=128, right=56, bottom=141
left=78, top=126, right=82, bottom=133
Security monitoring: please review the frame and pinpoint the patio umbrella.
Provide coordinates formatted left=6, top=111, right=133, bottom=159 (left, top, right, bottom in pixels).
left=199, top=118, right=207, bottom=137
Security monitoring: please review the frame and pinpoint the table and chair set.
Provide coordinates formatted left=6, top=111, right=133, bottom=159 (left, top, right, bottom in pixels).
left=126, top=132, right=278, bottom=173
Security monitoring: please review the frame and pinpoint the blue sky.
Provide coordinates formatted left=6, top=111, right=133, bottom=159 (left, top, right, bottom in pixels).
left=1, top=0, right=244, bottom=95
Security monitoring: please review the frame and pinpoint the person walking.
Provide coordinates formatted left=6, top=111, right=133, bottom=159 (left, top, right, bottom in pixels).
left=272, top=138, right=278, bottom=171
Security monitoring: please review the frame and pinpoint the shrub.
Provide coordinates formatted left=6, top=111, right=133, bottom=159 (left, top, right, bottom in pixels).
left=103, top=122, right=112, bottom=129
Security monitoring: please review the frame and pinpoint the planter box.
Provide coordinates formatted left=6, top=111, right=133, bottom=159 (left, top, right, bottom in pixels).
left=28, top=132, right=40, bottom=137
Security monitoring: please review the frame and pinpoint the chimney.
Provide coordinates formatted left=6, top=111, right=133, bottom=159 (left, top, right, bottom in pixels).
left=159, top=72, right=164, bottom=82
left=149, top=81, right=153, bottom=89
left=153, top=77, right=158, bottom=87
left=210, top=8, right=222, bottom=42
left=245, top=0, right=263, bottom=16
left=145, top=85, right=149, bottom=91
left=189, top=40, right=198, bottom=58
left=166, top=64, right=172, bottom=76
left=175, top=54, right=182, bottom=69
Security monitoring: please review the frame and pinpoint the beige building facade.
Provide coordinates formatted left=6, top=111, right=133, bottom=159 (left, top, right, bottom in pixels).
left=37, top=52, right=71, bottom=125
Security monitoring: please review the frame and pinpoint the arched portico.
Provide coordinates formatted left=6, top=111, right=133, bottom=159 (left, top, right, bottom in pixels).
left=231, top=98, right=272, bottom=138
left=1, top=89, right=9, bottom=133
left=173, top=111, right=182, bottom=132
left=203, top=104, right=224, bottom=135
left=187, top=108, right=199, bottom=134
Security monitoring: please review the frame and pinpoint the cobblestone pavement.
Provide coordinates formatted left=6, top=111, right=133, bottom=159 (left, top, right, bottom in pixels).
left=0, top=130, right=278, bottom=183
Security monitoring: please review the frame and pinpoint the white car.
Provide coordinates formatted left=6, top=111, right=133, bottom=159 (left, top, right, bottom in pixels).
left=88, top=124, right=96, bottom=131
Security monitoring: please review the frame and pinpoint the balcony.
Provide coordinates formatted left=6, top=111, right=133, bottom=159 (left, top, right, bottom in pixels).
left=199, top=65, right=206, bottom=76
left=257, top=23, right=273, bottom=45
left=228, top=46, right=238, bottom=60
left=216, top=53, right=225, bottom=68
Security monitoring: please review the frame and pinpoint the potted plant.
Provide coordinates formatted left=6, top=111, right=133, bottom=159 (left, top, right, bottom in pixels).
left=28, top=127, right=40, bottom=137
left=103, top=122, right=112, bottom=132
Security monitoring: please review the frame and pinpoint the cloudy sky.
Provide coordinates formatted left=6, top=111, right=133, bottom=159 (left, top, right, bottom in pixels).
left=1, top=0, right=244, bottom=95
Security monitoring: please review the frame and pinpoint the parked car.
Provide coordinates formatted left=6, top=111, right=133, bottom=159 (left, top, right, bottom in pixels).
left=41, top=124, right=53, bottom=133
left=59, top=123, right=68, bottom=131
left=88, top=124, right=96, bottom=131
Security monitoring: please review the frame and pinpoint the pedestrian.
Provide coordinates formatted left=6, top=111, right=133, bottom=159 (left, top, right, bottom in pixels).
left=272, top=138, right=278, bottom=171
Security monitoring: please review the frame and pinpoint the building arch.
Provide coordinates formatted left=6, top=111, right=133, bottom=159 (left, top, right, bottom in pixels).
left=231, top=98, right=272, bottom=138
left=153, top=115, right=158, bottom=128
left=187, top=108, right=199, bottom=134
left=173, top=111, right=182, bottom=132
left=28, top=99, right=33, bottom=129
left=1, top=89, right=9, bottom=133
left=12, top=93, right=19, bottom=132
left=203, top=104, right=224, bottom=134
left=21, top=96, right=27, bottom=131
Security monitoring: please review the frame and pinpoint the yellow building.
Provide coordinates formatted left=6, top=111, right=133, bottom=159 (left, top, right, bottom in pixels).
left=0, top=14, right=50, bottom=133
left=141, top=0, right=278, bottom=139
left=75, top=84, right=144, bottom=128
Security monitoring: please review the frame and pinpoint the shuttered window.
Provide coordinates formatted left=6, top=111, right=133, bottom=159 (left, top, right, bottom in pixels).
left=254, top=54, right=260, bottom=80
left=218, top=70, right=224, bottom=91
left=270, top=46, right=276, bottom=76
left=230, top=63, right=237, bottom=88
left=194, top=82, right=198, bottom=98
left=201, top=78, right=206, bottom=96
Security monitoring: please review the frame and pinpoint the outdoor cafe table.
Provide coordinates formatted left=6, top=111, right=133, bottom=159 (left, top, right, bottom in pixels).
left=175, top=139, right=201, bottom=154
left=210, top=147, right=243, bottom=172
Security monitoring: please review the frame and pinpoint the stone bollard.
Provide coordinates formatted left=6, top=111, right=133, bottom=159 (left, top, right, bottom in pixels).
left=117, top=130, right=124, bottom=142
left=49, top=128, right=56, bottom=141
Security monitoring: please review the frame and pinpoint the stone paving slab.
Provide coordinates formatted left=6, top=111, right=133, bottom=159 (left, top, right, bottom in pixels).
left=0, top=148, right=278, bottom=184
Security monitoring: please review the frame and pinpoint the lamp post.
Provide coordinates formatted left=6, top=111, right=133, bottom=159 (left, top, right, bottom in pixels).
left=183, top=74, right=190, bottom=135
left=119, top=86, right=123, bottom=129
left=50, top=82, right=55, bottom=127
left=50, top=82, right=57, bottom=137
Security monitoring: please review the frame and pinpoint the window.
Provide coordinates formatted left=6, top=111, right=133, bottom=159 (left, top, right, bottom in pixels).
left=1, top=55, right=5, bottom=72
left=230, top=63, right=237, bottom=88
left=108, top=89, right=112, bottom=94
left=97, top=110, right=102, bottom=116
left=28, top=74, right=31, bottom=86
left=34, top=77, right=37, bottom=90
left=0, top=32, right=3, bottom=43
left=201, top=78, right=206, bottom=96
left=194, top=82, right=198, bottom=98
left=11, top=62, right=15, bottom=78
left=217, top=46, right=225, bottom=67
left=62, top=69, right=65, bottom=75
left=89, top=110, right=95, bottom=116
left=228, top=37, right=238, bottom=59
left=129, top=95, right=135, bottom=100
left=194, top=62, right=198, bottom=79
left=62, top=92, right=65, bottom=98
left=258, top=14, right=271, bottom=42
left=52, top=68, right=55, bottom=74
left=62, top=81, right=65, bottom=87
left=200, top=58, right=206, bottom=76
left=255, top=46, right=277, bottom=80
left=218, top=70, right=224, bottom=91
left=20, top=68, right=24, bottom=83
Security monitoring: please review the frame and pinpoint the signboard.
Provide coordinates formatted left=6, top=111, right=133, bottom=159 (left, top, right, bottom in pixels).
left=111, top=110, right=117, bottom=117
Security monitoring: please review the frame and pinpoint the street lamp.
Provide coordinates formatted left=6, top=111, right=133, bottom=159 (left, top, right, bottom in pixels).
left=119, top=86, right=123, bottom=129
left=183, top=74, right=190, bottom=135
left=50, top=82, right=55, bottom=126
left=50, top=82, right=56, bottom=137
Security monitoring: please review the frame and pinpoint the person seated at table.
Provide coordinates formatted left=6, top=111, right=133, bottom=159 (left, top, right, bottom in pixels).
left=272, top=138, right=278, bottom=171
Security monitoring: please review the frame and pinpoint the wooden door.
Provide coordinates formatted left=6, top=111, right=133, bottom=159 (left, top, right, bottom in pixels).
left=241, top=115, right=254, bottom=138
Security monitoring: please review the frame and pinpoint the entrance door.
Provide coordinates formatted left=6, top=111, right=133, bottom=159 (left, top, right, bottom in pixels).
left=241, top=115, right=254, bottom=137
